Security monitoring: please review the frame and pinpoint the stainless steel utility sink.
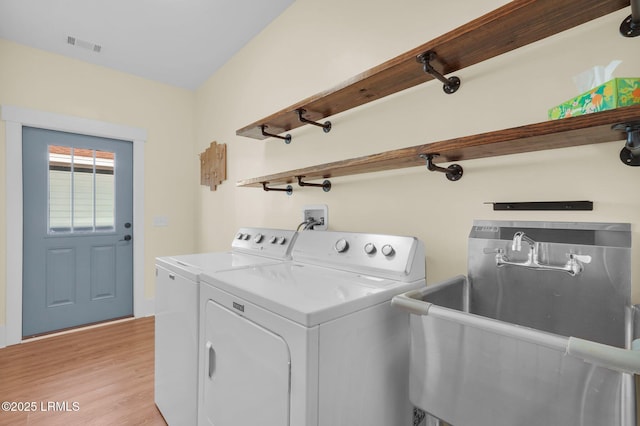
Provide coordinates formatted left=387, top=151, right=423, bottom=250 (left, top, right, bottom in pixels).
left=393, top=221, right=640, bottom=426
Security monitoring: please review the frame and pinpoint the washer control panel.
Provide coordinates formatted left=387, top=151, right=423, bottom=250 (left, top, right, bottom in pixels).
left=294, top=230, right=425, bottom=281
left=232, top=228, right=297, bottom=259
left=336, top=240, right=397, bottom=258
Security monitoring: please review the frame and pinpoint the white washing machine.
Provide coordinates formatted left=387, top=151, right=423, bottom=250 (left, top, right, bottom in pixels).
left=197, top=230, right=426, bottom=426
left=154, top=227, right=298, bottom=426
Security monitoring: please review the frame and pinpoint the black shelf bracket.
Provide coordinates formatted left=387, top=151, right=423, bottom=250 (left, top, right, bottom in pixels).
left=261, top=125, right=291, bottom=144
left=261, top=182, right=293, bottom=195
left=613, top=121, right=640, bottom=166
left=296, top=176, right=331, bottom=192
left=486, top=201, right=594, bottom=211
left=296, top=109, right=332, bottom=133
left=416, top=51, right=461, bottom=94
left=620, top=0, right=640, bottom=37
left=419, top=154, right=463, bottom=181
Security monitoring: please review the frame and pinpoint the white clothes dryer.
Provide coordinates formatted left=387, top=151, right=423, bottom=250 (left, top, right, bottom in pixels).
left=197, top=230, right=426, bottom=426
left=154, top=228, right=297, bottom=426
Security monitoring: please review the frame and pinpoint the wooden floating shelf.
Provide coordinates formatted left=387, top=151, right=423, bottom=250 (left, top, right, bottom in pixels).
left=236, top=0, right=630, bottom=141
left=236, top=105, right=640, bottom=188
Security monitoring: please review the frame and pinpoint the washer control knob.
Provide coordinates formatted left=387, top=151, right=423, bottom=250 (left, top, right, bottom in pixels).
left=277, top=236, right=286, bottom=245
left=254, top=233, right=264, bottom=243
left=236, top=233, right=244, bottom=240
left=243, top=234, right=251, bottom=240
left=335, top=239, right=349, bottom=253
left=381, top=244, right=395, bottom=257
left=269, top=236, right=278, bottom=244
left=364, top=243, right=376, bottom=255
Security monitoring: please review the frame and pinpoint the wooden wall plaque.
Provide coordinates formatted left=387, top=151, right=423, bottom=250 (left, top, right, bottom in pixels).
left=200, top=141, right=227, bottom=191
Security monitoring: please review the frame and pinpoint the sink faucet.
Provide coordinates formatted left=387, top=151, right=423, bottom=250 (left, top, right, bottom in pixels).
left=502, top=231, right=539, bottom=268
left=511, top=231, right=538, bottom=265
left=512, top=231, right=536, bottom=252
left=492, top=232, right=591, bottom=276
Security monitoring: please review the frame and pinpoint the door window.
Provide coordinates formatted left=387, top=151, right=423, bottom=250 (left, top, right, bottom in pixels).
left=48, top=145, right=115, bottom=233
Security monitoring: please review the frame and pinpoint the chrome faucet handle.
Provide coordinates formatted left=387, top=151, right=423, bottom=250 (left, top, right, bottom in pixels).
left=484, top=247, right=507, bottom=268
left=569, top=253, right=592, bottom=264
left=564, top=253, right=592, bottom=276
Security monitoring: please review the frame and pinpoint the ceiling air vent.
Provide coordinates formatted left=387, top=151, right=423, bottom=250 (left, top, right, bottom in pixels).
left=67, top=36, right=101, bottom=53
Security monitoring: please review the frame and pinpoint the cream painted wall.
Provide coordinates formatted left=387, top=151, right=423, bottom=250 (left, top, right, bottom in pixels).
left=0, top=39, right=198, bottom=327
left=1, top=0, right=637, bottom=332
left=195, top=0, right=640, bottom=301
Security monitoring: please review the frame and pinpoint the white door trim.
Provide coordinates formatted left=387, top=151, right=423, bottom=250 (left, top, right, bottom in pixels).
left=2, top=105, right=148, bottom=346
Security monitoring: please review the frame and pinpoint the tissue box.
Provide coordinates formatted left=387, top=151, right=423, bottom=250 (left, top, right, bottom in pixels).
left=549, top=78, right=640, bottom=120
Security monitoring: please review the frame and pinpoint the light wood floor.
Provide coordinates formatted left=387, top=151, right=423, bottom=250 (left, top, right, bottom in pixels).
left=0, top=317, right=167, bottom=425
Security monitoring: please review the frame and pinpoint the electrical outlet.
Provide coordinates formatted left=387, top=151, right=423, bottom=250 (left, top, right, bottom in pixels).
left=302, top=204, right=328, bottom=231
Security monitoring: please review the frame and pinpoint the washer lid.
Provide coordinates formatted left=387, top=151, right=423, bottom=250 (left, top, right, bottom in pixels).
left=156, top=252, right=283, bottom=282
left=201, top=262, right=425, bottom=326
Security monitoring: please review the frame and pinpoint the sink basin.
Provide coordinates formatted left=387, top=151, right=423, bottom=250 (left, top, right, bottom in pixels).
left=392, top=221, right=639, bottom=426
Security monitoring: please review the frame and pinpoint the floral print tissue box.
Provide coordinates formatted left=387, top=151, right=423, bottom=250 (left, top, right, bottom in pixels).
left=549, top=78, right=640, bottom=120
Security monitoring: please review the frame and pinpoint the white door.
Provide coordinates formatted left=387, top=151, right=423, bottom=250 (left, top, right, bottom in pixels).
left=22, top=126, right=133, bottom=337
left=201, top=299, right=291, bottom=426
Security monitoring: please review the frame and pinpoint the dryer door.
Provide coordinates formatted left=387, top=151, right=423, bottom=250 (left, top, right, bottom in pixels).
left=202, top=299, right=291, bottom=426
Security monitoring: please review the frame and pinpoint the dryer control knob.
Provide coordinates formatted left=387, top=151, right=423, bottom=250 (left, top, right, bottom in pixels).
left=364, top=243, right=376, bottom=255
left=236, top=233, right=244, bottom=240
left=269, top=236, right=278, bottom=244
left=254, top=233, right=264, bottom=243
left=243, top=234, right=251, bottom=240
left=277, top=236, right=287, bottom=245
left=381, top=244, right=395, bottom=257
left=335, top=238, right=349, bottom=253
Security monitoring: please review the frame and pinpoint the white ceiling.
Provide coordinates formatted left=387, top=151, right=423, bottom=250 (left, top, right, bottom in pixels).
left=0, top=0, right=295, bottom=90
